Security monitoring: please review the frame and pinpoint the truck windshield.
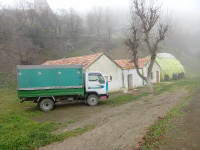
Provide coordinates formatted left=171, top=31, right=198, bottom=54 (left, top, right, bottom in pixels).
left=88, top=73, right=105, bottom=84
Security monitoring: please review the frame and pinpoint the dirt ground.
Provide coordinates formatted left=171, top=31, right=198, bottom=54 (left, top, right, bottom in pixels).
left=37, top=89, right=188, bottom=150
left=160, top=88, right=200, bottom=150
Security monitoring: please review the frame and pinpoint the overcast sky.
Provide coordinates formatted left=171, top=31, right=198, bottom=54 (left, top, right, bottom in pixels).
left=1, top=0, right=200, bottom=14
left=47, top=0, right=200, bottom=31
left=46, top=0, right=200, bottom=13
left=1, top=0, right=200, bottom=31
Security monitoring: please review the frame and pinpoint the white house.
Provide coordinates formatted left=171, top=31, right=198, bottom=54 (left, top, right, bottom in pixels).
left=43, top=52, right=123, bottom=92
left=143, top=60, right=161, bottom=84
left=115, top=58, right=160, bottom=91
left=43, top=52, right=160, bottom=92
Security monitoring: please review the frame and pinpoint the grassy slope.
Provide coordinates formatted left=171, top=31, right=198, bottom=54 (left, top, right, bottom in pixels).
left=140, top=77, right=200, bottom=150
left=0, top=85, right=95, bottom=150
left=72, top=38, right=200, bottom=78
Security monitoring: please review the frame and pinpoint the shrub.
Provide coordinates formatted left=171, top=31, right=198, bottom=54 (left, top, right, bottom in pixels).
left=178, top=73, right=182, bottom=79
left=178, top=72, right=184, bottom=79
left=164, top=74, right=170, bottom=81
left=172, top=74, right=178, bottom=80
left=181, top=72, right=184, bottom=78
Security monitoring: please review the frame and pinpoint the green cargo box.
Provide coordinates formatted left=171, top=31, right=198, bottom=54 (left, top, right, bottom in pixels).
left=17, top=65, right=84, bottom=99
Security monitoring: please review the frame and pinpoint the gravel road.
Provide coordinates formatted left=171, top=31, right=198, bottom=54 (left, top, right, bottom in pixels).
left=38, top=90, right=188, bottom=150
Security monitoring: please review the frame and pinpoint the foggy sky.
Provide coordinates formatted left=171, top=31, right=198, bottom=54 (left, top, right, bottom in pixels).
left=1, top=0, right=200, bottom=32
left=46, top=0, right=200, bottom=15
left=47, top=0, right=200, bottom=32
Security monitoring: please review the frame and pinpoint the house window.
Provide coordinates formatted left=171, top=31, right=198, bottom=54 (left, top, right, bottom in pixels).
left=151, top=72, right=153, bottom=80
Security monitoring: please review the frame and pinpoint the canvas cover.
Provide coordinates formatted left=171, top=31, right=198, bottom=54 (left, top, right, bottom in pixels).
left=156, top=53, right=185, bottom=80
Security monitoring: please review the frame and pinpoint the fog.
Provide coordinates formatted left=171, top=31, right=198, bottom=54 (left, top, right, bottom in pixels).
left=47, top=0, right=200, bottom=30
left=46, top=0, right=200, bottom=73
left=0, top=0, right=200, bottom=74
left=2, top=0, right=200, bottom=32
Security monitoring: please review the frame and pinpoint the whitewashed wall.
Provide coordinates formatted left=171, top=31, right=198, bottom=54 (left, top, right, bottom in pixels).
left=122, top=69, right=144, bottom=90
left=85, top=55, right=123, bottom=92
left=85, top=55, right=160, bottom=92
left=143, top=61, right=160, bottom=83
left=123, top=61, right=160, bottom=91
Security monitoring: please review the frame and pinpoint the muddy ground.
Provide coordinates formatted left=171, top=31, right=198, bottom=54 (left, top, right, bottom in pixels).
left=37, top=89, right=188, bottom=150
left=160, top=88, right=200, bottom=150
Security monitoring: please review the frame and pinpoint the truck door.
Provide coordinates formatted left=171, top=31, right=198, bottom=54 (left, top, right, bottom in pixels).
left=86, top=72, right=107, bottom=95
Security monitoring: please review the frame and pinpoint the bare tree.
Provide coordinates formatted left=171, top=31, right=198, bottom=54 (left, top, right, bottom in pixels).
left=104, top=8, right=117, bottom=39
left=86, top=11, right=96, bottom=35
left=125, top=0, right=170, bottom=92
left=86, top=7, right=104, bottom=36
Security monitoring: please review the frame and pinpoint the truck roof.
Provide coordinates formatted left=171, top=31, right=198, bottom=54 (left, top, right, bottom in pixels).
left=17, top=64, right=82, bottom=69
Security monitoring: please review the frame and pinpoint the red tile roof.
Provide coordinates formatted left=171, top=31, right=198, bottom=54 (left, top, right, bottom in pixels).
left=115, top=58, right=150, bottom=69
left=43, top=52, right=103, bottom=69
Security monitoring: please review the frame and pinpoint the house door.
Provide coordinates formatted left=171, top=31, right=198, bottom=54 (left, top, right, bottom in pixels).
left=156, top=71, right=160, bottom=83
left=128, top=74, right=133, bottom=90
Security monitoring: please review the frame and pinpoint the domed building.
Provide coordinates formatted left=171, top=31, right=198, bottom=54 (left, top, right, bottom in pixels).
left=155, top=53, right=185, bottom=80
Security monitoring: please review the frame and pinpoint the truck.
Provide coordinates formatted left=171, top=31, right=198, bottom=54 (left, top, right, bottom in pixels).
left=17, top=64, right=109, bottom=111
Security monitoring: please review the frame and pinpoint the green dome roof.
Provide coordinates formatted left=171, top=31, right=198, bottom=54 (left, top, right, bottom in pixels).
left=156, top=53, right=185, bottom=80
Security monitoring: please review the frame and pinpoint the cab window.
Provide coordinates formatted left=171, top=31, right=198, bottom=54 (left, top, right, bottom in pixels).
left=88, top=73, right=105, bottom=84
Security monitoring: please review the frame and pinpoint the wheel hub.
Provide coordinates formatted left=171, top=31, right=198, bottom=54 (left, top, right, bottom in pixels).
left=91, top=98, right=95, bottom=103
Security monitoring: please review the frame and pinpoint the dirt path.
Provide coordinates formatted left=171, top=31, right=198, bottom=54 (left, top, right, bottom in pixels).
left=38, top=90, right=188, bottom=150
left=161, top=88, right=200, bottom=150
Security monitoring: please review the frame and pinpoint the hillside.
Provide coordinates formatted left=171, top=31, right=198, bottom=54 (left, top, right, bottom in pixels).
left=1, top=36, right=200, bottom=78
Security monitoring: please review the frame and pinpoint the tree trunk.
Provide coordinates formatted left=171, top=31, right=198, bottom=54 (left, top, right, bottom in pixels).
left=146, top=76, right=154, bottom=93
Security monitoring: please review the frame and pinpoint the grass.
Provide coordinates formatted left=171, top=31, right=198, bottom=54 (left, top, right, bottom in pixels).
left=0, top=86, right=95, bottom=150
left=1, top=77, right=199, bottom=150
left=60, top=124, right=95, bottom=139
left=140, top=77, right=200, bottom=150
left=67, top=120, right=76, bottom=124
left=154, top=77, right=200, bottom=95
left=100, top=92, right=149, bottom=106
left=0, top=73, right=16, bottom=88
left=101, top=77, right=200, bottom=106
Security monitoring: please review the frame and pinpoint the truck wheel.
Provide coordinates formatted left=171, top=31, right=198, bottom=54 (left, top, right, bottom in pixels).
left=39, top=98, right=54, bottom=112
left=87, top=95, right=99, bottom=106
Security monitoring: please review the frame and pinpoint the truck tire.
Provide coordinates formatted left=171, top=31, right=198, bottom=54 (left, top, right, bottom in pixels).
left=87, top=95, right=99, bottom=106
left=39, top=98, right=54, bottom=112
